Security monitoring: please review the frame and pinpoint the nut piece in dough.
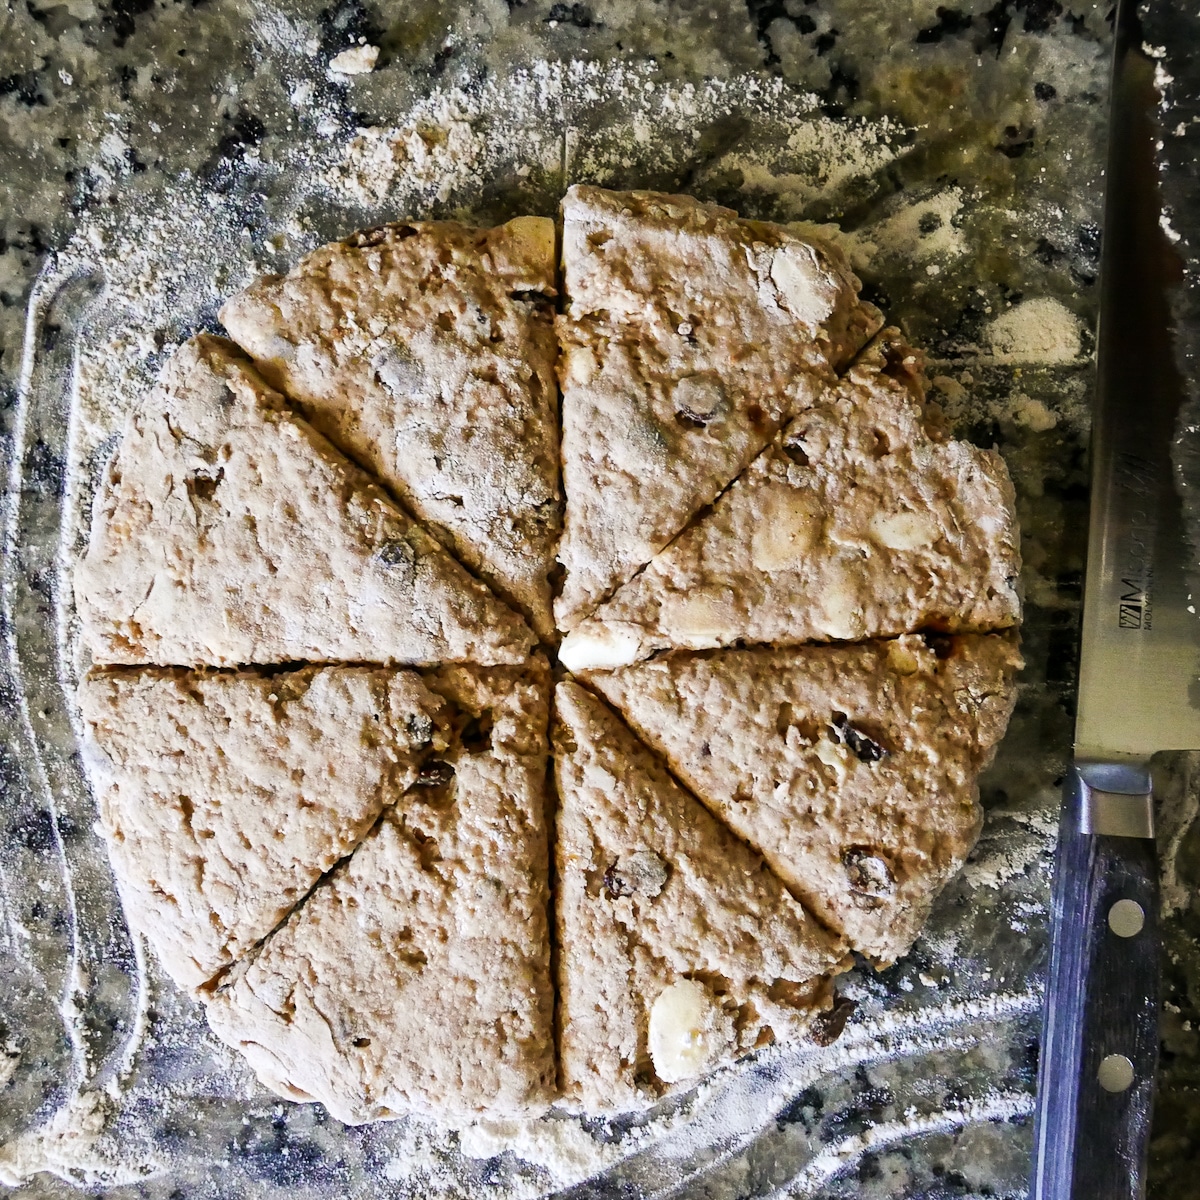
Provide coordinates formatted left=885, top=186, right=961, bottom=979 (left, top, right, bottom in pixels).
left=203, top=660, right=555, bottom=1124
left=585, top=633, right=1023, bottom=964
left=561, top=330, right=1021, bottom=668
left=75, top=335, right=534, bottom=668
left=553, top=681, right=848, bottom=1114
left=555, top=185, right=882, bottom=630
left=648, top=980, right=735, bottom=1084
left=220, top=218, right=561, bottom=639
left=79, top=665, right=449, bottom=990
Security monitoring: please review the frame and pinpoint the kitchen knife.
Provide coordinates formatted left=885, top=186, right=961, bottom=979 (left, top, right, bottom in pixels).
left=1029, top=3, right=1198, bottom=1198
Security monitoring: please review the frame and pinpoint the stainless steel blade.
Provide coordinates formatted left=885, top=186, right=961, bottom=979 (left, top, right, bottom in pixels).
left=1074, top=14, right=1200, bottom=763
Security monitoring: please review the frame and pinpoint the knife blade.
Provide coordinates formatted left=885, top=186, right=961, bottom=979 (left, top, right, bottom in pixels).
left=1029, top=2, right=1199, bottom=1198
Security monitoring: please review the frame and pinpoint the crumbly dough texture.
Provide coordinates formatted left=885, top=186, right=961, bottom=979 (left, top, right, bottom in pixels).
left=584, top=634, right=1023, bottom=964
left=80, top=665, right=450, bottom=990
left=554, top=185, right=883, bottom=629
left=75, top=334, right=533, bottom=668
left=560, top=331, right=1021, bottom=669
left=220, top=218, right=562, bottom=640
left=552, top=681, right=848, bottom=1113
left=78, top=188, right=1025, bottom=1125
left=203, top=660, right=556, bottom=1124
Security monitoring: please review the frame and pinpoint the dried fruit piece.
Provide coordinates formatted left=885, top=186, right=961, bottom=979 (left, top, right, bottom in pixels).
left=829, top=712, right=888, bottom=764
left=673, top=375, right=726, bottom=428
left=809, top=995, right=858, bottom=1047
left=415, top=761, right=455, bottom=788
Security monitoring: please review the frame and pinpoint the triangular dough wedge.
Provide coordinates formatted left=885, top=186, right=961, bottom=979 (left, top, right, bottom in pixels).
left=560, top=332, right=1021, bottom=671
left=203, top=659, right=555, bottom=1124
left=555, top=185, right=882, bottom=629
left=220, top=218, right=561, bottom=639
left=75, top=335, right=534, bottom=667
left=585, top=634, right=1023, bottom=965
left=553, top=681, right=848, bottom=1114
left=80, top=665, right=450, bottom=990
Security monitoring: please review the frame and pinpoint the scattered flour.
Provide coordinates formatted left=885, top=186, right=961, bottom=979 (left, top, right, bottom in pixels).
left=983, top=297, right=1084, bottom=364
left=0, top=1091, right=159, bottom=1188
left=778, top=1091, right=1034, bottom=1196
left=0, top=1042, right=19, bottom=1090
left=331, top=112, right=488, bottom=206
left=1008, top=393, right=1059, bottom=432
left=328, top=44, right=379, bottom=77
left=15, top=55, right=1049, bottom=1198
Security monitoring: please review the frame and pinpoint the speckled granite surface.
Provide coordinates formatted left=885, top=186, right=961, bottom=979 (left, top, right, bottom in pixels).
left=1, top=1, right=1198, bottom=1196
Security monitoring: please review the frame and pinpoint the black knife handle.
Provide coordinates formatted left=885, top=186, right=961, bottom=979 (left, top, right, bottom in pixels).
left=1030, top=761, right=1160, bottom=1200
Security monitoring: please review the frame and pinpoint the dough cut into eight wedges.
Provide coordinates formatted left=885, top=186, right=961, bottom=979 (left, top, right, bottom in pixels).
left=76, top=186, right=1022, bottom=1122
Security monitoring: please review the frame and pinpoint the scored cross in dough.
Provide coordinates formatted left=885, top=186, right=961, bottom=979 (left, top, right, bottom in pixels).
left=79, top=664, right=451, bottom=991
left=583, top=634, right=1023, bottom=965
left=220, top=218, right=562, bottom=640
left=203, top=659, right=556, bottom=1124
left=75, top=335, right=534, bottom=668
left=552, top=681, right=849, bottom=1114
left=559, top=331, right=1022, bottom=672
left=554, top=185, right=883, bottom=630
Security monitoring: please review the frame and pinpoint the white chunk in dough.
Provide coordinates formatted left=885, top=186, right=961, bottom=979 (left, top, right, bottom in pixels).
left=769, top=245, right=839, bottom=329
left=648, top=980, right=734, bottom=1084
left=558, top=625, right=642, bottom=673
left=869, top=510, right=938, bottom=551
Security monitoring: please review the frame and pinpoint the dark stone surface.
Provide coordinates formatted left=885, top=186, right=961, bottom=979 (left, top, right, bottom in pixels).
left=0, top=0, right=1196, bottom=1195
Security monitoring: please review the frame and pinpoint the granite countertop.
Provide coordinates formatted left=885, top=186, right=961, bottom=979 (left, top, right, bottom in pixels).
left=1, top=1, right=1198, bottom=1197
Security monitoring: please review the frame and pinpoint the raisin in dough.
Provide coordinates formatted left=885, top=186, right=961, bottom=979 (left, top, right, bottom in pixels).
left=220, top=218, right=561, bottom=640
left=203, top=659, right=555, bottom=1124
left=553, top=681, right=849, bottom=1114
left=80, top=665, right=450, bottom=990
left=75, top=335, right=534, bottom=667
left=555, top=185, right=882, bottom=629
left=584, top=634, right=1023, bottom=964
left=560, top=331, right=1021, bottom=671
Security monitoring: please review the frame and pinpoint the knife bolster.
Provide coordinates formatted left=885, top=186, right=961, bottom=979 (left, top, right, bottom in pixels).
left=1075, top=761, right=1155, bottom=838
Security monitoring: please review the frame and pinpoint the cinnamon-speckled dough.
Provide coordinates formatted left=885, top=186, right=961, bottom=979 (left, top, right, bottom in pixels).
left=552, top=681, right=848, bottom=1114
left=220, top=218, right=562, bottom=640
left=74, top=335, right=534, bottom=667
left=560, top=332, right=1021, bottom=671
left=80, top=666, right=450, bottom=990
left=554, top=185, right=882, bottom=629
left=584, top=634, right=1023, bottom=965
left=203, top=659, right=555, bottom=1124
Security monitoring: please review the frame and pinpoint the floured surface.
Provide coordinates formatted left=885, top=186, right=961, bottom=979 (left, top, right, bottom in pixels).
left=74, top=335, right=534, bottom=668
left=554, top=185, right=882, bottom=628
left=585, top=634, right=1023, bottom=964
left=204, top=660, right=555, bottom=1125
left=79, top=665, right=449, bottom=990
left=0, top=22, right=1121, bottom=1195
left=561, top=332, right=1021, bottom=670
left=552, top=681, right=847, bottom=1114
left=220, top=218, right=562, bottom=639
